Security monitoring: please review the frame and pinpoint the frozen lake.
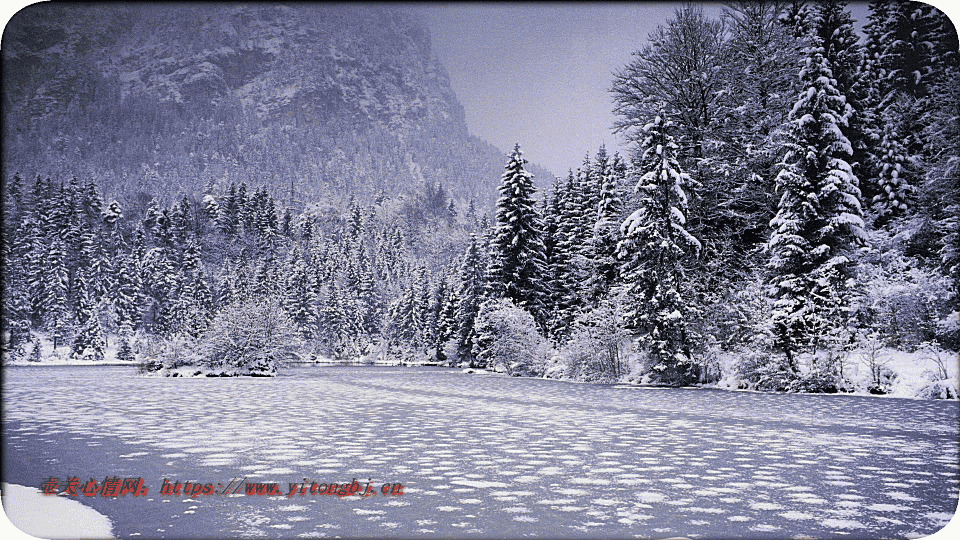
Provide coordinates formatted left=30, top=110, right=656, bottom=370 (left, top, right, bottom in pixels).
left=2, top=365, right=958, bottom=538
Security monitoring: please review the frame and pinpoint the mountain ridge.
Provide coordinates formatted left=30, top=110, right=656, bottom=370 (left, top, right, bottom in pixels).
left=2, top=3, right=555, bottom=209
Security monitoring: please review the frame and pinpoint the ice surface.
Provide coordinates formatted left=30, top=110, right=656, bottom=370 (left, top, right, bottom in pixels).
left=2, top=365, right=957, bottom=538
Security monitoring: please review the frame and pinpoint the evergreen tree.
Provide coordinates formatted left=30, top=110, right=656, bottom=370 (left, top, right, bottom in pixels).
left=486, top=143, right=549, bottom=329
left=454, top=234, right=485, bottom=366
left=174, top=239, right=213, bottom=337
left=72, top=273, right=106, bottom=361
left=282, top=247, right=320, bottom=339
left=810, top=1, right=868, bottom=179
left=767, top=47, right=867, bottom=364
left=872, top=113, right=916, bottom=221
left=116, top=338, right=136, bottom=362
left=617, top=111, right=701, bottom=384
left=113, top=254, right=143, bottom=335
left=586, top=146, right=626, bottom=306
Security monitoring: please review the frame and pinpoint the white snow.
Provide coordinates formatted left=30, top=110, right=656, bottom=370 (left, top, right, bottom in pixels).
left=1, top=483, right=114, bottom=539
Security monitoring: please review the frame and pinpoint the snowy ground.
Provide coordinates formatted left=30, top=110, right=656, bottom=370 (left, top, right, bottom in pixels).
left=2, top=365, right=958, bottom=538
left=2, top=482, right=114, bottom=539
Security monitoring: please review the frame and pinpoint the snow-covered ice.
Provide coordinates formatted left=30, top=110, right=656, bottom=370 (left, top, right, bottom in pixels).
left=2, top=365, right=958, bottom=538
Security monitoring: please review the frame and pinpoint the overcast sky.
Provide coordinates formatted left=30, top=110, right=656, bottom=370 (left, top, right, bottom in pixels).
left=418, top=2, right=884, bottom=177
left=419, top=3, right=718, bottom=177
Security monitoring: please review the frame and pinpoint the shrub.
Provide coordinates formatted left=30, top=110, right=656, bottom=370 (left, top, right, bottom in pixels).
left=473, top=298, right=552, bottom=376
left=557, top=298, right=631, bottom=382
left=199, top=296, right=303, bottom=375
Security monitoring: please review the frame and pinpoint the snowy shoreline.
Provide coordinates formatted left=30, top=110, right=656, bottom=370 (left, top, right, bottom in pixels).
left=5, top=355, right=957, bottom=400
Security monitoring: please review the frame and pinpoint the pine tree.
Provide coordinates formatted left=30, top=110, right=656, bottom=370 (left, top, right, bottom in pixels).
left=42, top=239, right=70, bottom=339
left=882, top=1, right=939, bottom=102
left=541, top=177, right=571, bottom=339
left=586, top=145, right=626, bottom=306
left=872, top=114, right=916, bottom=221
left=433, top=274, right=456, bottom=364
left=282, top=247, right=320, bottom=339
left=72, top=273, right=106, bottom=361
left=617, top=111, right=701, bottom=384
left=811, top=1, right=868, bottom=179
left=113, top=254, right=143, bottom=335
left=174, top=239, right=213, bottom=337
left=454, top=234, right=485, bottom=366
left=116, top=338, right=136, bottom=362
left=767, top=47, right=867, bottom=364
left=486, top=143, right=550, bottom=329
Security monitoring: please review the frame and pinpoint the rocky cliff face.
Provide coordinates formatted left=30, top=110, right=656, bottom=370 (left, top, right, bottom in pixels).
left=3, top=4, right=525, bottom=205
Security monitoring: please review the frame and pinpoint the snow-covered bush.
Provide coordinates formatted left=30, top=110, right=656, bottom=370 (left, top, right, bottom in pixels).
left=197, top=296, right=303, bottom=376
left=857, top=331, right=896, bottom=394
left=116, top=338, right=136, bottom=363
left=557, top=298, right=631, bottom=382
left=473, top=298, right=552, bottom=377
left=914, top=345, right=959, bottom=399
left=737, top=350, right=795, bottom=391
left=855, top=229, right=957, bottom=349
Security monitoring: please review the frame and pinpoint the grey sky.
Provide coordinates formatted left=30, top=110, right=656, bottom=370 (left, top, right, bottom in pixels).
left=419, top=3, right=708, bottom=177
left=418, top=2, right=881, bottom=177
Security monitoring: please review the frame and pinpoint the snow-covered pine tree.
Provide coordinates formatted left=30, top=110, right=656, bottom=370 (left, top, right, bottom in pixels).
left=767, top=47, right=867, bottom=365
left=811, top=1, right=868, bottom=180
left=881, top=1, right=939, bottom=103
left=552, top=170, right=588, bottom=337
left=454, top=233, right=485, bottom=366
left=113, top=254, right=143, bottom=335
left=923, top=63, right=960, bottom=320
left=42, top=239, right=70, bottom=345
left=433, top=274, right=456, bottom=364
left=282, top=247, right=320, bottom=340
left=586, top=145, right=625, bottom=306
left=540, top=177, right=568, bottom=340
left=780, top=0, right=812, bottom=39
left=617, top=111, right=701, bottom=385
left=173, top=239, right=213, bottom=337
left=486, top=143, right=549, bottom=330
left=71, top=272, right=106, bottom=361
left=872, top=111, right=916, bottom=222
left=856, top=0, right=892, bottom=205
left=116, top=338, right=135, bottom=362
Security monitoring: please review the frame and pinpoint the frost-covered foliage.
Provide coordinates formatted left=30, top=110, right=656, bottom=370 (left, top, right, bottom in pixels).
left=854, top=227, right=957, bottom=350
left=555, top=296, right=632, bottom=383
left=195, top=296, right=303, bottom=376
left=472, top=298, right=553, bottom=377
left=871, top=116, right=916, bottom=219
left=3, top=2, right=956, bottom=398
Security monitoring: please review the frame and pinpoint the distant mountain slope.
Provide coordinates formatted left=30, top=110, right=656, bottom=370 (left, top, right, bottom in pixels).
left=2, top=4, right=554, bottom=208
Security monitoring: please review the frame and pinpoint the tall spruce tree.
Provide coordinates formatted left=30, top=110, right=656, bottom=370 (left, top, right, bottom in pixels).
left=454, top=233, right=485, bottom=366
left=767, top=47, right=867, bottom=365
left=486, top=143, right=549, bottom=329
left=617, top=112, right=701, bottom=385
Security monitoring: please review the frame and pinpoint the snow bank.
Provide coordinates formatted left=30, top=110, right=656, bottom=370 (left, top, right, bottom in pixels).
left=1, top=483, right=114, bottom=539
left=713, top=346, right=959, bottom=399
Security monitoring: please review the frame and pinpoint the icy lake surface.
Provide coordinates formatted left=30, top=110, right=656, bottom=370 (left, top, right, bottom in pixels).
left=2, top=365, right=958, bottom=538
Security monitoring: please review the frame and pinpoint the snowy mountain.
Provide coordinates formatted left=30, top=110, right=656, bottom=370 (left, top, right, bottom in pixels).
left=2, top=3, right=549, bottom=205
